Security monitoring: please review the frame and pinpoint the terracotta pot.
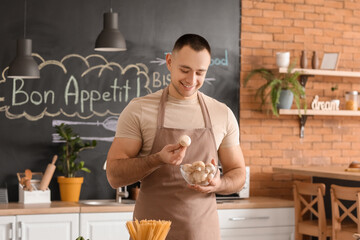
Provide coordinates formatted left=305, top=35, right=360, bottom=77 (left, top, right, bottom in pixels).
left=57, top=176, right=83, bottom=202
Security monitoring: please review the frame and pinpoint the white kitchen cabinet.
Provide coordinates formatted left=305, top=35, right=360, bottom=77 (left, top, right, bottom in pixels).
left=0, top=216, right=16, bottom=240
left=80, top=212, right=133, bottom=240
left=0, top=198, right=294, bottom=240
left=17, top=213, right=79, bottom=240
left=218, top=208, right=295, bottom=240
left=80, top=208, right=294, bottom=240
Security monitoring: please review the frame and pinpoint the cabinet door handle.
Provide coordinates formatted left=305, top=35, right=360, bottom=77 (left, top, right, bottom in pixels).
left=17, top=221, right=22, bottom=240
left=229, top=216, right=270, bottom=221
left=9, top=222, right=13, bottom=240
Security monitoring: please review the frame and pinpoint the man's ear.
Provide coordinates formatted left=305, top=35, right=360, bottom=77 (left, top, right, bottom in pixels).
left=166, top=53, right=172, bottom=71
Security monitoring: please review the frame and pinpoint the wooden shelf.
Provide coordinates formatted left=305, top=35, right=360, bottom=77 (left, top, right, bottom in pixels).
left=279, top=109, right=360, bottom=138
left=279, top=109, right=360, bottom=116
left=277, top=68, right=360, bottom=137
left=278, top=67, right=360, bottom=86
left=278, top=67, right=360, bottom=78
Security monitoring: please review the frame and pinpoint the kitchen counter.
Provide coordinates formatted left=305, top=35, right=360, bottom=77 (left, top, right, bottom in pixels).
left=0, top=201, right=80, bottom=216
left=216, top=197, right=293, bottom=210
left=0, top=197, right=293, bottom=215
left=273, top=165, right=360, bottom=181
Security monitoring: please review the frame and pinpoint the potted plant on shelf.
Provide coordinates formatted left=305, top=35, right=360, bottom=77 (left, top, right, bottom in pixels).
left=331, top=84, right=340, bottom=110
left=55, top=123, right=97, bottom=202
left=243, top=64, right=306, bottom=117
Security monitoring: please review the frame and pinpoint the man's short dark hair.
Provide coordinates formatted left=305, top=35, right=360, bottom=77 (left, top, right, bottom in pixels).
left=172, top=34, right=211, bottom=55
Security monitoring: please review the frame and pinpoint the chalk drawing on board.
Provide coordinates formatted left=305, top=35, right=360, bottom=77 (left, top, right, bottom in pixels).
left=0, top=105, right=119, bottom=121
left=0, top=54, right=152, bottom=121
left=204, top=78, right=216, bottom=86
left=150, top=57, right=166, bottom=65
left=51, top=116, right=119, bottom=142
left=52, top=116, right=118, bottom=132
left=0, top=53, right=218, bottom=121
left=52, top=133, right=114, bottom=143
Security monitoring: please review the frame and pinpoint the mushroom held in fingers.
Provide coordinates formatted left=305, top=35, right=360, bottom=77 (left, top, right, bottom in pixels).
left=179, top=135, right=191, bottom=147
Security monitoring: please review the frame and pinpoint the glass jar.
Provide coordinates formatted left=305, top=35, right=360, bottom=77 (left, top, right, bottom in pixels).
left=345, top=91, right=358, bottom=111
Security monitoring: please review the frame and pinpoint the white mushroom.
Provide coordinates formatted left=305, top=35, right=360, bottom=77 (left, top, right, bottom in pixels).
left=179, top=135, right=191, bottom=147
left=205, top=163, right=216, bottom=174
left=193, top=161, right=205, bottom=171
left=182, top=164, right=193, bottom=172
left=181, top=160, right=217, bottom=185
left=185, top=173, right=194, bottom=184
left=207, top=173, right=215, bottom=181
left=200, top=172, right=208, bottom=182
left=192, top=171, right=204, bottom=183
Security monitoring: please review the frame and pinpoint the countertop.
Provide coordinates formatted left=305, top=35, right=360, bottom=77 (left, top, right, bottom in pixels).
left=0, top=201, right=80, bottom=216
left=273, top=165, right=360, bottom=181
left=0, top=197, right=294, bottom=216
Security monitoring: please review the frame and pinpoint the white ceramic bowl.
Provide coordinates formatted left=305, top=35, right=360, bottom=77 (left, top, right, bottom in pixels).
left=180, top=163, right=218, bottom=186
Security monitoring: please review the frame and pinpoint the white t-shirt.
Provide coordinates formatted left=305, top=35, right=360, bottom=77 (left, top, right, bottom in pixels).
left=115, top=89, right=239, bottom=157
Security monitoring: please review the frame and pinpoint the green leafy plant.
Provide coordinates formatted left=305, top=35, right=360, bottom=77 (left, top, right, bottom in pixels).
left=55, top=123, right=97, bottom=178
left=331, top=84, right=338, bottom=92
left=243, top=64, right=306, bottom=116
left=76, top=237, right=89, bottom=240
left=331, top=84, right=339, bottom=99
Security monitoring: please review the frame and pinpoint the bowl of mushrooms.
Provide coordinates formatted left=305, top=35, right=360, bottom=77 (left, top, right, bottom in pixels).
left=180, top=161, right=218, bottom=186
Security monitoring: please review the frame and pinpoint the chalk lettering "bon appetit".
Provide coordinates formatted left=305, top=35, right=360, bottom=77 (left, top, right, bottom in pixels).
left=12, top=76, right=133, bottom=112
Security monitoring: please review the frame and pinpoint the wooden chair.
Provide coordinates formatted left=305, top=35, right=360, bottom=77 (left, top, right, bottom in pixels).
left=293, top=181, right=332, bottom=240
left=330, top=184, right=360, bottom=240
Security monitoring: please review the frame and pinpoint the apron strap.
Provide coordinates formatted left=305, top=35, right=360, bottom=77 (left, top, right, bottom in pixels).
left=157, top=86, right=213, bottom=129
left=157, top=87, right=169, bottom=128
left=198, top=92, right=213, bottom=129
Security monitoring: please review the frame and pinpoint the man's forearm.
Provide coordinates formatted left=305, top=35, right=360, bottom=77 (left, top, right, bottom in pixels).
left=106, top=153, right=164, bottom=188
left=216, top=168, right=246, bottom=195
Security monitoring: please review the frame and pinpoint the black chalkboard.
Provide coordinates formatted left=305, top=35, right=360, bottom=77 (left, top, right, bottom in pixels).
left=0, top=0, right=240, bottom=202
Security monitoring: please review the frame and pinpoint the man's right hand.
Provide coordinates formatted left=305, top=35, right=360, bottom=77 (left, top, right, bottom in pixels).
left=158, top=143, right=187, bottom=165
left=107, top=138, right=188, bottom=188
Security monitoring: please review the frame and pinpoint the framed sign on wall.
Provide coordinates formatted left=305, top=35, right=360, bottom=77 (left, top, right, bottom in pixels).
left=320, top=52, right=340, bottom=70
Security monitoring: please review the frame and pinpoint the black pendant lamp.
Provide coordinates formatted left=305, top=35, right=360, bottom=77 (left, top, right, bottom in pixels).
left=95, top=0, right=126, bottom=52
left=8, top=0, right=39, bottom=79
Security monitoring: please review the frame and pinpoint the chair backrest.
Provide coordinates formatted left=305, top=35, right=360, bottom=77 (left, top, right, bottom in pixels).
left=293, top=181, right=327, bottom=237
left=330, top=184, right=360, bottom=236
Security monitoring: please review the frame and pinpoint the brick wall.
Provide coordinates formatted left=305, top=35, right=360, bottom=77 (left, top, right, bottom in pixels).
left=240, top=0, right=360, bottom=199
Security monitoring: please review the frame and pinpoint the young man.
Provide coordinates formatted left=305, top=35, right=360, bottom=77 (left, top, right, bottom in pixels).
left=106, top=33, right=245, bottom=240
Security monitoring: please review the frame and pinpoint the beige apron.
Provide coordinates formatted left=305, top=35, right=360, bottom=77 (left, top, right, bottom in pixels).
left=133, top=87, right=220, bottom=240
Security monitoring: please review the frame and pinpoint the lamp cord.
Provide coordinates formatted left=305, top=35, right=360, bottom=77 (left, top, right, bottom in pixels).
left=24, top=0, right=27, bottom=38
left=110, top=0, right=113, bottom=13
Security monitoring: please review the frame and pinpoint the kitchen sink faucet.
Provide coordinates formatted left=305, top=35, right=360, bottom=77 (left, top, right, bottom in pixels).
left=116, top=186, right=129, bottom=203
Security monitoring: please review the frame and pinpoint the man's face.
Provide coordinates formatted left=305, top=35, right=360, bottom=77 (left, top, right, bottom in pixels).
left=166, top=45, right=211, bottom=99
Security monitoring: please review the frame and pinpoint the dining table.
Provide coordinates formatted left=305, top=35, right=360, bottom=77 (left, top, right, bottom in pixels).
left=273, top=165, right=360, bottom=182
left=273, top=165, right=360, bottom=219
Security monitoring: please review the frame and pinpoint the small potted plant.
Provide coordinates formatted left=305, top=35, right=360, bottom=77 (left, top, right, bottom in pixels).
left=331, top=84, right=340, bottom=110
left=55, top=123, right=96, bottom=202
left=243, top=63, right=306, bottom=116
